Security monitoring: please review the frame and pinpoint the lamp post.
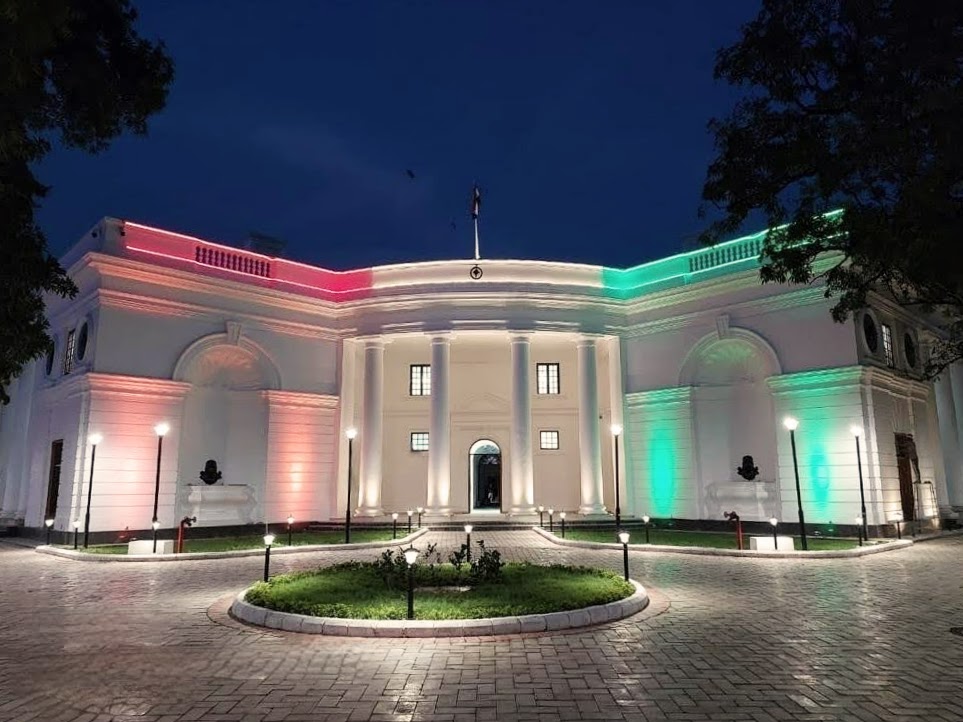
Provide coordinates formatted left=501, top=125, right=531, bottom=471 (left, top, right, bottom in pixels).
left=618, top=531, right=630, bottom=581
left=642, top=515, right=650, bottom=544
left=611, top=424, right=622, bottom=529
left=44, top=518, right=54, bottom=545
left=151, top=520, right=160, bottom=552
left=344, top=427, right=357, bottom=544
left=464, top=524, right=473, bottom=562
left=548, top=508, right=554, bottom=534
left=560, top=512, right=567, bottom=538
left=392, top=512, right=398, bottom=539
left=263, top=533, right=275, bottom=581
left=417, top=507, right=424, bottom=529
left=892, top=510, right=903, bottom=540
left=83, top=433, right=102, bottom=549
left=403, top=546, right=419, bottom=620
left=537, top=505, right=545, bottom=528
left=855, top=514, right=864, bottom=546
left=851, top=426, right=869, bottom=544
left=287, top=514, right=294, bottom=547
left=783, top=417, right=808, bottom=551
left=407, top=509, right=413, bottom=534
left=72, top=519, right=80, bottom=550
left=769, top=517, right=778, bottom=549
left=151, top=422, right=169, bottom=553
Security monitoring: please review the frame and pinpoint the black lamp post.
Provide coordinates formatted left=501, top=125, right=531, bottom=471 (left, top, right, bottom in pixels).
left=83, top=433, right=102, bottom=549
left=151, top=422, right=169, bottom=553
left=263, top=533, right=275, bottom=581
left=417, top=507, right=424, bottom=529
left=893, top=511, right=903, bottom=540
left=287, top=514, right=294, bottom=547
left=407, top=509, right=413, bottom=534
left=44, top=518, right=54, bottom=545
left=403, top=546, right=419, bottom=619
left=392, top=512, right=398, bottom=539
left=784, top=417, right=809, bottom=551
left=548, top=508, right=554, bottom=534
left=611, top=424, right=622, bottom=529
left=464, top=524, right=473, bottom=563
left=72, top=520, right=80, bottom=550
left=537, top=505, right=545, bottom=528
left=642, top=515, right=650, bottom=544
left=345, top=428, right=357, bottom=543
left=618, top=531, right=630, bottom=581
left=851, top=426, right=869, bottom=541
left=855, top=514, right=864, bottom=546
left=769, top=517, right=778, bottom=549
left=560, top=512, right=567, bottom=538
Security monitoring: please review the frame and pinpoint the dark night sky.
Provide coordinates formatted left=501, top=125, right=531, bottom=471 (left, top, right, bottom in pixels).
left=37, top=1, right=761, bottom=271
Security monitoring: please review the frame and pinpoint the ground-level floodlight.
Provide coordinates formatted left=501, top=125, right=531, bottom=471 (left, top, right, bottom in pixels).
left=403, top=546, right=419, bottom=620
left=263, top=533, right=275, bottom=582
left=392, top=512, right=398, bottom=539
left=618, top=531, right=630, bottom=581
left=769, top=517, right=778, bottom=548
left=642, top=515, right=651, bottom=544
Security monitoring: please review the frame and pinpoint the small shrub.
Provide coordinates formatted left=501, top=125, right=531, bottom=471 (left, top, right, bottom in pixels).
left=448, top=543, right=468, bottom=569
left=470, top=539, right=504, bottom=583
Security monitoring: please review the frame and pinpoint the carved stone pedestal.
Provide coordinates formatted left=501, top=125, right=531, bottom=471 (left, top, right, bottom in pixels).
left=186, top=484, right=255, bottom=526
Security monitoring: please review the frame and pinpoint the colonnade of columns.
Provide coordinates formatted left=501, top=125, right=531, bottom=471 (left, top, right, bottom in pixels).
left=934, top=365, right=963, bottom=511
left=350, top=333, right=613, bottom=516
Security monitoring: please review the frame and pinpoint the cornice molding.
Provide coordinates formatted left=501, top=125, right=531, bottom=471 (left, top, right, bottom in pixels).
left=767, top=366, right=865, bottom=393
left=262, top=390, right=339, bottom=409
left=625, top=386, right=692, bottom=407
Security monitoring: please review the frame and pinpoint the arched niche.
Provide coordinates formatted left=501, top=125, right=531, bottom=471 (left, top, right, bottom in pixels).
left=174, top=335, right=277, bottom=525
left=681, top=330, right=782, bottom=520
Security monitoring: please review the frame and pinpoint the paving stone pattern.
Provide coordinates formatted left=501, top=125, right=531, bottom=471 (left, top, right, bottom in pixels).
left=1, top=530, right=962, bottom=721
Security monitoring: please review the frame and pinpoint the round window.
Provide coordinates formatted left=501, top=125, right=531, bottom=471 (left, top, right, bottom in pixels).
left=76, top=322, right=89, bottom=361
left=862, top=313, right=879, bottom=353
left=904, top=333, right=917, bottom=369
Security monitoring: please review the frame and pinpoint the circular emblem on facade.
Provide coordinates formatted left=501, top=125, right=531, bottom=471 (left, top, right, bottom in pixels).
left=469, top=265, right=483, bottom=280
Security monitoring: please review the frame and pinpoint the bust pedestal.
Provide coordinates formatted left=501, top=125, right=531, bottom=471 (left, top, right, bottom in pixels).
left=187, top=484, right=255, bottom=526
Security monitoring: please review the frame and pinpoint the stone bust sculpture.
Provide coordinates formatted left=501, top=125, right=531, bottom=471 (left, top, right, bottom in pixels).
left=199, top=459, right=223, bottom=485
left=735, top=455, right=759, bottom=481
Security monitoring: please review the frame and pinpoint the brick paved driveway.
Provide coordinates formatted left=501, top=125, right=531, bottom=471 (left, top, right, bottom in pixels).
left=1, top=530, right=961, bottom=722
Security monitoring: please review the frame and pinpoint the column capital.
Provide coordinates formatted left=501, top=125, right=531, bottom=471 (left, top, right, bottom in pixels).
left=428, top=332, right=454, bottom=345
left=508, top=332, right=532, bottom=344
left=354, top=336, right=389, bottom=349
left=576, top=335, right=601, bottom=349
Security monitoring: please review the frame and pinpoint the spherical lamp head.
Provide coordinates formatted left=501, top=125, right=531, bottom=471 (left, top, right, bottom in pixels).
left=850, top=425, right=863, bottom=438
left=642, top=515, right=650, bottom=524
left=464, top=524, right=473, bottom=534
left=154, top=422, right=170, bottom=437
left=263, top=533, right=275, bottom=546
left=287, top=514, right=294, bottom=525
left=89, top=433, right=103, bottom=446
left=618, top=531, right=630, bottom=545
left=392, top=512, right=398, bottom=520
left=345, top=427, right=357, bottom=440
left=403, top=546, right=419, bottom=566
left=559, top=512, right=566, bottom=520
left=769, top=517, right=778, bottom=527
left=611, top=423, right=623, bottom=437
left=72, top=519, right=80, bottom=530
left=44, top=518, right=54, bottom=528
left=783, top=416, right=799, bottom=431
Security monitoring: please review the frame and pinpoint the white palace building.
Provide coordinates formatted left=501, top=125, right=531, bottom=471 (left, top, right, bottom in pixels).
left=1, top=216, right=962, bottom=539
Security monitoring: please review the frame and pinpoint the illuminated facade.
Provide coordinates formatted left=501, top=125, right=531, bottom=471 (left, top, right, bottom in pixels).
left=0, top=217, right=960, bottom=537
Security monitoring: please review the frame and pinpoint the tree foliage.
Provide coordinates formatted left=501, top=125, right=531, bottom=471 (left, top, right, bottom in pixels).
left=702, top=0, right=963, bottom=375
left=0, top=0, right=173, bottom=403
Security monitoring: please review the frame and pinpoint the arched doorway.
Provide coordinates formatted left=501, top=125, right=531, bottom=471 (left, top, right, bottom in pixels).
left=469, top=439, right=501, bottom=512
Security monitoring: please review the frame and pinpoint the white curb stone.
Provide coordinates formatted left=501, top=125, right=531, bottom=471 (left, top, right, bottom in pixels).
left=230, top=579, right=648, bottom=637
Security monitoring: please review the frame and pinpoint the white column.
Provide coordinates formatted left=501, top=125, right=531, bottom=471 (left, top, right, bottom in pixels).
left=357, top=339, right=384, bottom=516
left=509, top=334, right=534, bottom=513
left=936, top=371, right=963, bottom=509
left=578, top=337, right=606, bottom=515
left=427, top=334, right=451, bottom=512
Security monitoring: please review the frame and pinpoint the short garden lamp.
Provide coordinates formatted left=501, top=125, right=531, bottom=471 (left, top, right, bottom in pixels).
left=392, top=512, right=399, bottom=539
left=44, top=518, right=54, bottom=545
left=642, top=515, right=651, bottom=544
left=407, top=508, right=413, bottom=534
left=560, top=511, right=567, bottom=538
left=72, top=519, right=80, bottom=550
left=417, top=507, right=424, bottom=529
left=548, top=508, right=555, bottom=533
left=464, top=524, right=473, bottom=562
left=151, top=520, right=161, bottom=553
left=403, top=546, right=419, bottom=620
left=618, top=531, right=630, bottom=581
left=263, top=533, right=275, bottom=582
left=769, top=517, right=778, bottom=548
left=855, top=514, right=864, bottom=546
left=892, top=510, right=903, bottom=540
left=537, top=505, right=545, bottom=528
left=286, top=514, right=295, bottom=547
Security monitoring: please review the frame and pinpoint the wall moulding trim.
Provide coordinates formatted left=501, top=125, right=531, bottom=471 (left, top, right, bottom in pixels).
left=262, top=390, right=339, bottom=409
left=860, top=366, right=933, bottom=400
left=766, top=366, right=866, bottom=394
left=625, top=386, right=693, bottom=408
left=85, top=372, right=192, bottom=399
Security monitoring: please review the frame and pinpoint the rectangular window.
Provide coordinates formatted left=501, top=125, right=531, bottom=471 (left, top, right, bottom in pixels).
left=410, top=364, right=431, bottom=396
left=540, top=430, right=560, bottom=450
left=882, top=324, right=895, bottom=367
left=63, top=330, right=76, bottom=374
left=45, top=439, right=64, bottom=521
left=410, top=432, right=429, bottom=452
left=536, top=363, right=560, bottom=394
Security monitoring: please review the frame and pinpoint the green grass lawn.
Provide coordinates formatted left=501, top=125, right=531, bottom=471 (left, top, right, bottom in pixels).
left=245, top=562, right=634, bottom=620
left=72, top=528, right=397, bottom=555
left=559, top=527, right=876, bottom=551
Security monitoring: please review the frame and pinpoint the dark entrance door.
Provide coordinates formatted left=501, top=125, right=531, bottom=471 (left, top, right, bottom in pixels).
left=470, top=442, right=501, bottom=510
left=44, top=439, right=64, bottom=521
left=894, top=433, right=919, bottom=521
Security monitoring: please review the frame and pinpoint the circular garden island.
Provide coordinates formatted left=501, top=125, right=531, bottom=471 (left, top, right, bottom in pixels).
left=235, top=543, right=645, bottom=636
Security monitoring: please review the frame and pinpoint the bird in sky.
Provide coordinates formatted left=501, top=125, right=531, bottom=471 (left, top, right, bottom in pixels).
left=405, top=169, right=415, bottom=179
